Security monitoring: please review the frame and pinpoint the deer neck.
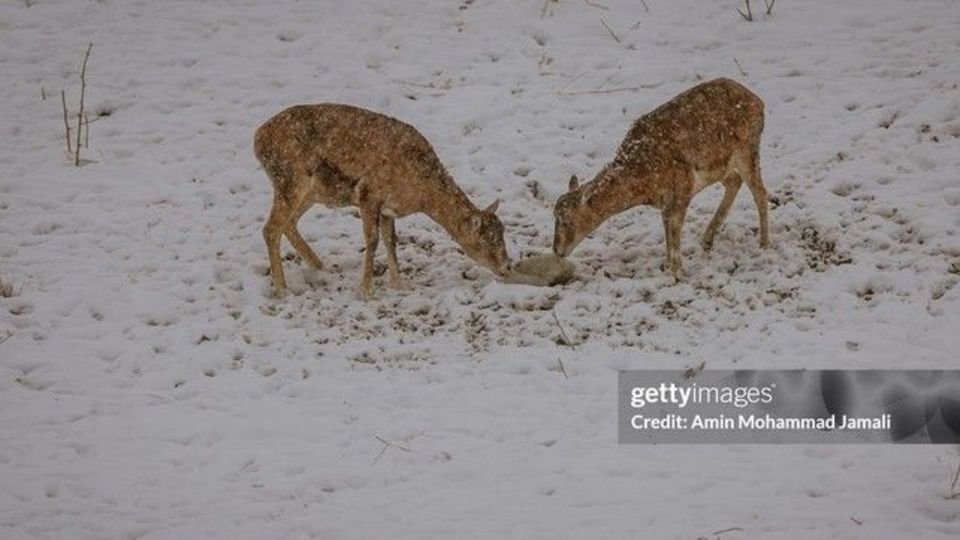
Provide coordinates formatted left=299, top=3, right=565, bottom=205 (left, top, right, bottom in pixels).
left=580, top=164, right=653, bottom=225
left=421, top=179, right=481, bottom=247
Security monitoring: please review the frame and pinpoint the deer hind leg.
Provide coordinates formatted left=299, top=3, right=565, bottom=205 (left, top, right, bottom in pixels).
left=379, top=215, right=405, bottom=288
left=742, top=148, right=770, bottom=247
left=357, top=194, right=381, bottom=299
left=662, top=198, right=690, bottom=278
left=701, top=175, right=743, bottom=251
left=283, top=192, right=324, bottom=270
left=263, top=196, right=288, bottom=296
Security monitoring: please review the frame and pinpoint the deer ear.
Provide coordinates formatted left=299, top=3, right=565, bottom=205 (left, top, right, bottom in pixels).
left=484, top=199, right=500, bottom=214
left=568, top=175, right=580, bottom=191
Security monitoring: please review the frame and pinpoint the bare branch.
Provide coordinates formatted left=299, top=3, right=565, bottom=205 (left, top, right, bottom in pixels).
left=639, top=0, right=650, bottom=12
left=75, top=43, right=92, bottom=166
left=583, top=0, right=609, bottom=10
left=764, top=0, right=776, bottom=15
left=737, top=0, right=753, bottom=21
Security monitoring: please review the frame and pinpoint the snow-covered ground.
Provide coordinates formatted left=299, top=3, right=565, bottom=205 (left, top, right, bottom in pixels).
left=2, top=0, right=960, bottom=538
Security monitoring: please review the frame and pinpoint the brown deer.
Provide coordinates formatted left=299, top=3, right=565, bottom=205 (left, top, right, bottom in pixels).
left=552, top=78, right=769, bottom=276
left=255, top=104, right=512, bottom=298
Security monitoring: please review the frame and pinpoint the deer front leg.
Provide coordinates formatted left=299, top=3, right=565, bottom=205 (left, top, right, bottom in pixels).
left=264, top=198, right=288, bottom=296
left=379, top=215, right=406, bottom=289
left=358, top=201, right=381, bottom=299
left=743, top=150, right=770, bottom=248
left=662, top=200, right=689, bottom=278
left=702, top=177, right=742, bottom=251
left=283, top=193, right=324, bottom=271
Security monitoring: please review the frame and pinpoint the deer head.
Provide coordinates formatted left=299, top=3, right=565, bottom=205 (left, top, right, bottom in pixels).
left=460, top=199, right=512, bottom=276
left=552, top=175, right=598, bottom=257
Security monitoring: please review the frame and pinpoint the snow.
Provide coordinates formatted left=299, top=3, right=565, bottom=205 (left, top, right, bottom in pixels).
left=1, top=0, right=960, bottom=538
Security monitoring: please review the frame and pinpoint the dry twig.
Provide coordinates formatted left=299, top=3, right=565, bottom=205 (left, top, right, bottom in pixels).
left=395, top=79, right=452, bottom=91
left=709, top=526, right=744, bottom=536
left=540, top=0, right=558, bottom=18
left=373, top=435, right=411, bottom=463
left=733, top=57, right=747, bottom=77
left=764, top=0, right=776, bottom=15
left=737, top=0, right=753, bottom=21
left=557, top=83, right=661, bottom=96
left=947, top=449, right=960, bottom=499
left=639, top=0, right=650, bottom=11
left=583, top=0, right=609, bottom=10
left=600, top=18, right=622, bottom=44
left=682, top=361, right=706, bottom=379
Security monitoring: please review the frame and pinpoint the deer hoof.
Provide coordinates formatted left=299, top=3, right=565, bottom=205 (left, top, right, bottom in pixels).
left=388, top=277, right=410, bottom=290
left=358, top=284, right=375, bottom=300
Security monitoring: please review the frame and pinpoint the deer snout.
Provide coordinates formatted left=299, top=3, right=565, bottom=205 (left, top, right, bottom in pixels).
left=553, top=234, right=569, bottom=258
left=495, top=260, right=513, bottom=277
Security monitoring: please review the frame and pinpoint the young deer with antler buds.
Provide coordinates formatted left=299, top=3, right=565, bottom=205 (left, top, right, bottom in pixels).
left=255, top=104, right=511, bottom=298
left=552, top=78, right=769, bottom=276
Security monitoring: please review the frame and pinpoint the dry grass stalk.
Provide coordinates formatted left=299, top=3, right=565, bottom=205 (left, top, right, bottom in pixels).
left=551, top=310, right=577, bottom=350
left=75, top=43, right=93, bottom=166
left=61, top=90, right=72, bottom=155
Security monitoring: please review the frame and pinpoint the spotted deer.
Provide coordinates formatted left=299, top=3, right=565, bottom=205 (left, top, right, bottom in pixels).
left=552, top=78, right=769, bottom=276
left=255, top=104, right=511, bottom=298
